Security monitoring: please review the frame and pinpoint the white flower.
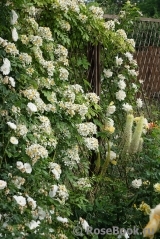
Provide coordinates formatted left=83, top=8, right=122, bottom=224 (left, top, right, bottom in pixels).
left=117, top=80, right=126, bottom=90
left=37, top=207, right=47, bottom=220
left=24, top=163, right=32, bottom=174
left=131, top=179, right=142, bottom=189
left=8, top=77, right=15, bottom=87
left=128, top=69, right=138, bottom=76
left=106, top=118, right=114, bottom=127
left=16, top=161, right=24, bottom=170
left=115, top=56, right=123, bottom=66
left=107, top=105, right=116, bottom=115
left=27, top=102, right=37, bottom=112
left=49, top=185, right=58, bottom=198
left=0, top=180, right=7, bottom=189
left=10, top=136, right=18, bottom=145
left=49, top=163, right=61, bottom=179
left=84, top=137, right=99, bottom=151
left=122, top=103, right=133, bottom=112
left=79, top=217, right=89, bottom=232
left=0, top=58, right=11, bottom=75
left=13, top=195, right=26, bottom=206
left=132, top=83, right=138, bottom=92
left=12, top=28, right=18, bottom=42
left=57, top=216, right=68, bottom=223
left=103, top=69, right=113, bottom=78
left=124, top=52, right=133, bottom=61
left=136, top=98, right=143, bottom=108
left=106, top=150, right=116, bottom=160
left=7, top=122, right=17, bottom=130
left=115, top=90, right=126, bottom=101
left=11, top=10, right=18, bottom=25
left=27, top=196, right=37, bottom=210
left=118, top=74, right=125, bottom=80
left=27, top=220, right=40, bottom=230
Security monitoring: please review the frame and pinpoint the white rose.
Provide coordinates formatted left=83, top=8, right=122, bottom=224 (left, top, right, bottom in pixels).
left=49, top=185, right=58, bottom=198
left=8, top=77, right=15, bottom=87
left=12, top=28, right=18, bottom=42
left=27, top=102, right=37, bottom=112
left=27, top=196, right=37, bottom=210
left=0, top=58, right=11, bottom=75
left=16, top=161, right=24, bottom=170
left=107, top=105, right=116, bottom=115
left=13, top=195, right=26, bottom=206
left=10, top=136, right=18, bottom=145
left=11, top=10, right=18, bottom=25
left=106, top=150, right=116, bottom=160
left=115, top=90, right=126, bottom=101
left=115, top=56, right=123, bottom=66
left=27, top=220, right=40, bottom=230
left=0, top=180, right=7, bottom=189
left=56, top=216, right=68, bottom=223
left=103, top=69, right=113, bottom=78
left=131, top=179, right=142, bottom=189
left=24, top=163, right=32, bottom=174
left=7, top=122, right=17, bottom=130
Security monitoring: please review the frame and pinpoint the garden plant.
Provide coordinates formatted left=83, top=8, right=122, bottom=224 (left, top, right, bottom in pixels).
left=0, top=0, right=159, bottom=238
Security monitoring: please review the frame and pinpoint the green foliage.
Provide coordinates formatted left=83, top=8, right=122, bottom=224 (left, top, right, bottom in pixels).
left=0, top=0, right=159, bottom=238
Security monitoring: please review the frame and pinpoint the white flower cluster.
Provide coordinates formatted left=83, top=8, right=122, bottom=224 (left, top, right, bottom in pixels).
left=84, top=137, right=99, bottom=151
left=71, top=84, right=84, bottom=93
left=89, top=6, right=104, bottom=19
left=39, top=116, right=52, bottom=135
left=63, top=88, right=75, bottom=103
left=78, top=14, right=88, bottom=23
left=19, top=53, right=32, bottom=65
left=22, top=88, right=40, bottom=100
left=60, top=20, right=71, bottom=31
left=52, top=0, right=80, bottom=13
left=59, top=101, right=88, bottom=119
left=59, top=67, right=69, bottom=81
left=49, top=184, right=69, bottom=204
left=115, top=90, right=126, bottom=101
left=103, top=69, right=113, bottom=78
left=104, top=20, right=115, bottom=31
left=16, top=161, right=32, bottom=173
left=136, top=98, right=143, bottom=108
left=85, top=93, right=100, bottom=104
left=117, top=79, right=126, bottom=90
left=12, top=176, right=25, bottom=189
left=16, top=124, right=28, bottom=137
left=1, top=76, right=16, bottom=87
left=63, top=145, right=80, bottom=168
left=38, top=27, right=53, bottom=41
left=37, top=77, right=55, bottom=89
left=26, top=144, right=48, bottom=164
left=5, top=42, right=19, bottom=55
left=76, top=122, right=97, bottom=136
left=122, top=103, right=133, bottom=112
left=49, top=162, right=62, bottom=180
left=116, top=29, right=127, bottom=39
left=75, top=177, right=91, bottom=189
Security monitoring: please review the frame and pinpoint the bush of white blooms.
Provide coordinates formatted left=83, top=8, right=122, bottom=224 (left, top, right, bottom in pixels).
left=0, top=0, right=158, bottom=238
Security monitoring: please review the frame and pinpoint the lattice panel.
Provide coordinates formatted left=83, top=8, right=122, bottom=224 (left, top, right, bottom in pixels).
left=132, top=19, right=160, bottom=102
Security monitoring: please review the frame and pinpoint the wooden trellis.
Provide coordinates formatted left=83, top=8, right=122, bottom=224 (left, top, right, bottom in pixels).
left=87, top=15, right=160, bottom=119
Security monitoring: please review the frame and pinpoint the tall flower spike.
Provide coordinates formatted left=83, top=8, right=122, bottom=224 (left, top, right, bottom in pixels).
left=129, top=116, right=144, bottom=154
left=121, top=114, right=134, bottom=155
